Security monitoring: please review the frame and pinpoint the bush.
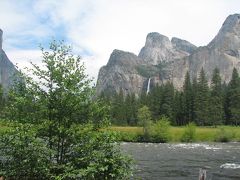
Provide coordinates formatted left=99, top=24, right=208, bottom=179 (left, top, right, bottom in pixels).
left=181, top=123, right=196, bottom=142
left=118, top=131, right=139, bottom=142
left=214, top=127, right=235, bottom=142
left=152, top=117, right=171, bottom=143
left=61, top=128, right=133, bottom=179
left=0, top=124, right=133, bottom=180
left=0, top=124, right=51, bottom=179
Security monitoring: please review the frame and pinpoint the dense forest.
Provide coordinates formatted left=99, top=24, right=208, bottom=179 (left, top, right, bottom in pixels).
left=100, top=67, right=240, bottom=126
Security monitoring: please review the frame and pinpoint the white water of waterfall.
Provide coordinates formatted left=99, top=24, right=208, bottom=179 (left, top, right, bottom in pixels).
left=146, top=78, right=151, bottom=94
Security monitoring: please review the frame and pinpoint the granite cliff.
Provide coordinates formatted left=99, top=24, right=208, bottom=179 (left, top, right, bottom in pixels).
left=96, top=14, right=240, bottom=96
left=0, top=29, right=18, bottom=91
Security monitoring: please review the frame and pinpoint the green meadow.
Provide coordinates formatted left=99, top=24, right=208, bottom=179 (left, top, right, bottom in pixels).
left=109, top=126, right=240, bottom=142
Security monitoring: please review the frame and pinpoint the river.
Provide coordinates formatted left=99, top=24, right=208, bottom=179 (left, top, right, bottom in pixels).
left=122, top=142, right=240, bottom=180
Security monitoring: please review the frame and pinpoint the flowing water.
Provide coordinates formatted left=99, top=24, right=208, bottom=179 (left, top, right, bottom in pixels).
left=146, top=78, right=151, bottom=94
left=122, top=142, right=240, bottom=180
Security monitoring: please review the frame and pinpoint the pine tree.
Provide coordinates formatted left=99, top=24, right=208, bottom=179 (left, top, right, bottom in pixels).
left=209, top=68, right=223, bottom=126
left=124, top=93, right=138, bottom=125
left=160, top=82, right=175, bottom=123
left=191, top=77, right=198, bottom=122
left=111, top=90, right=126, bottom=125
left=174, top=91, right=184, bottom=125
left=225, top=68, right=240, bottom=125
left=183, top=71, right=192, bottom=124
left=195, top=68, right=210, bottom=125
left=148, top=85, right=163, bottom=120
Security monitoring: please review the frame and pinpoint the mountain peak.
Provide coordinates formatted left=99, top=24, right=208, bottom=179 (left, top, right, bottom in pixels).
left=208, top=14, right=240, bottom=49
left=220, top=14, right=240, bottom=34
left=107, top=49, right=140, bottom=67
left=145, top=32, right=172, bottom=49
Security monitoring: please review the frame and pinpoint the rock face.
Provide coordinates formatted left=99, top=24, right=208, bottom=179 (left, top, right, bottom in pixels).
left=96, top=49, right=146, bottom=96
left=171, top=37, right=197, bottom=54
left=96, top=14, right=240, bottom=96
left=138, top=32, right=190, bottom=64
left=0, top=29, right=18, bottom=91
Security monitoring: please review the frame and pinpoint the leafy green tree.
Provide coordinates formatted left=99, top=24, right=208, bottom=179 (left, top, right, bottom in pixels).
left=4, top=73, right=42, bottom=123
left=195, top=68, right=210, bottom=125
left=1, top=41, right=132, bottom=179
left=137, top=105, right=152, bottom=139
left=0, top=124, right=51, bottom=179
left=209, top=68, right=224, bottom=125
left=225, top=68, right=240, bottom=125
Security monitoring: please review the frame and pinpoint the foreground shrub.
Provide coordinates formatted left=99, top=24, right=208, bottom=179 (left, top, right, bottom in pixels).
left=0, top=124, right=51, bottom=179
left=0, top=124, right=133, bottom=180
left=64, top=129, right=133, bottom=179
left=214, top=127, right=235, bottom=142
left=151, top=117, right=171, bottom=143
left=181, top=122, right=196, bottom=142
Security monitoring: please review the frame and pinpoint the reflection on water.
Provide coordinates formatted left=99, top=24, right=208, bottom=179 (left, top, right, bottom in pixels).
left=121, top=142, right=240, bottom=180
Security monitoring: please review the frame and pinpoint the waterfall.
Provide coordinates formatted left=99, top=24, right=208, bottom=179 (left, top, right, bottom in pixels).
left=146, top=78, right=151, bottom=94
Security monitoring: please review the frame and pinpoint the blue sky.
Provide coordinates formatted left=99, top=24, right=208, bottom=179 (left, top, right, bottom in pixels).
left=1, top=0, right=240, bottom=81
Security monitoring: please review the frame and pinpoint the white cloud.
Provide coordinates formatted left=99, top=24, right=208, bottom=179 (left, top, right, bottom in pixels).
left=6, top=50, right=42, bottom=70
left=1, top=0, right=240, bottom=82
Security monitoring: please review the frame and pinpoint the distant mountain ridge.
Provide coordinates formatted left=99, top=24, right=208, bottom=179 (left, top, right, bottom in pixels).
left=96, top=14, right=240, bottom=96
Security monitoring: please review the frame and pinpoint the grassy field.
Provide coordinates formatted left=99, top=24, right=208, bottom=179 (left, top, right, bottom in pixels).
left=1, top=120, right=240, bottom=142
left=109, top=126, right=240, bottom=142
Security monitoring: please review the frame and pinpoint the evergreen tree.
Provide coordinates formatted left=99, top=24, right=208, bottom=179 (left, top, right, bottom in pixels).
left=160, top=82, right=175, bottom=123
left=124, top=93, right=138, bottom=125
left=148, top=85, right=163, bottom=120
left=174, top=91, right=184, bottom=125
left=182, top=71, right=192, bottom=124
left=111, top=90, right=126, bottom=125
left=195, top=68, right=210, bottom=125
left=209, top=68, right=224, bottom=125
left=191, top=77, right=198, bottom=122
left=225, top=68, right=240, bottom=125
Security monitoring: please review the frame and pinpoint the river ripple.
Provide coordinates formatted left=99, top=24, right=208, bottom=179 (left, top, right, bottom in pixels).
left=121, top=142, right=240, bottom=180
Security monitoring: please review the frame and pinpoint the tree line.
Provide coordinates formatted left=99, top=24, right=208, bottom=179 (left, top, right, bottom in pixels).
left=100, top=67, right=240, bottom=126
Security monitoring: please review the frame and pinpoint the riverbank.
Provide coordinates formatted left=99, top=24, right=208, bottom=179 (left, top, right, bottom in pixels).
left=109, top=126, right=240, bottom=142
